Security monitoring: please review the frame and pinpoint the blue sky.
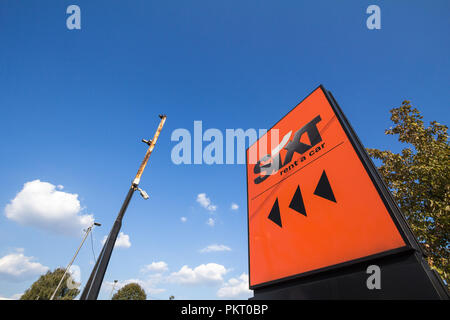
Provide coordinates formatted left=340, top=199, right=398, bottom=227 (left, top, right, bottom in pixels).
left=0, top=1, right=448, bottom=299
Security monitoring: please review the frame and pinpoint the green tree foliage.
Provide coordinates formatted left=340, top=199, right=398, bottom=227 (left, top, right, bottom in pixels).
left=20, top=268, right=79, bottom=300
left=367, top=101, right=449, bottom=286
left=111, top=283, right=147, bottom=300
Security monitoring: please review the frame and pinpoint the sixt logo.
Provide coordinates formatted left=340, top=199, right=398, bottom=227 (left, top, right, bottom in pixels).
left=253, top=115, right=324, bottom=184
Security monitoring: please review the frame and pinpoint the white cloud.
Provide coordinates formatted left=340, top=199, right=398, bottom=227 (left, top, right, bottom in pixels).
left=0, top=293, right=22, bottom=300
left=230, top=203, right=239, bottom=210
left=217, top=273, right=253, bottom=298
left=146, top=287, right=167, bottom=295
left=196, top=193, right=217, bottom=212
left=141, top=261, right=168, bottom=273
left=104, top=277, right=166, bottom=298
left=168, top=263, right=228, bottom=285
left=180, top=217, right=187, bottom=223
left=4, top=180, right=94, bottom=236
left=200, top=244, right=231, bottom=253
left=0, top=250, right=48, bottom=281
left=206, top=218, right=215, bottom=227
left=115, top=232, right=131, bottom=248
left=10, top=293, right=23, bottom=300
left=102, top=232, right=131, bottom=249
left=103, top=263, right=251, bottom=299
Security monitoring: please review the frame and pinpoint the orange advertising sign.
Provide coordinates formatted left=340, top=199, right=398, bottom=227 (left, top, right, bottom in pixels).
left=246, top=86, right=408, bottom=288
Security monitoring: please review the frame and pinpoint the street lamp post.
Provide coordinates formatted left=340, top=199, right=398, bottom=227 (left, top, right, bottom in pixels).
left=110, top=280, right=118, bottom=299
left=80, top=114, right=167, bottom=300
left=50, top=221, right=101, bottom=300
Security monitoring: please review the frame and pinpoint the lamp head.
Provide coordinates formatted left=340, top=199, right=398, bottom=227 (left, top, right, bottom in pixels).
left=137, top=187, right=149, bottom=200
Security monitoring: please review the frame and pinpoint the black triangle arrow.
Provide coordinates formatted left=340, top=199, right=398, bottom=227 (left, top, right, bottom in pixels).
left=313, top=170, right=336, bottom=202
left=289, top=185, right=307, bottom=216
left=268, top=198, right=282, bottom=227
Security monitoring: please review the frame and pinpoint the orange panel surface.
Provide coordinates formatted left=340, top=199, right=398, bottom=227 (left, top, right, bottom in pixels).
left=246, top=87, right=405, bottom=287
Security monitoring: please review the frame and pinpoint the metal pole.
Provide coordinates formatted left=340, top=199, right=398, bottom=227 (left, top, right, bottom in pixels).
left=110, top=280, right=118, bottom=299
left=80, top=115, right=167, bottom=300
left=50, top=222, right=99, bottom=300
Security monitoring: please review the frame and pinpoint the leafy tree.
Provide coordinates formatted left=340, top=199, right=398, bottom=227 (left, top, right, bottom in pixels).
left=367, top=101, right=449, bottom=286
left=20, top=268, right=79, bottom=300
left=111, top=283, right=146, bottom=300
